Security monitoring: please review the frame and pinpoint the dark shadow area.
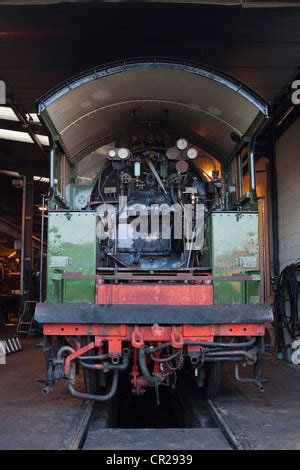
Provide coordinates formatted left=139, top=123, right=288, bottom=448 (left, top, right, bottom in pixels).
left=116, top=374, right=182, bottom=428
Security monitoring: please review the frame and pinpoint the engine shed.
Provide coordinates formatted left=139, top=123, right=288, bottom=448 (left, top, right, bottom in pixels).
left=0, top=0, right=300, bottom=452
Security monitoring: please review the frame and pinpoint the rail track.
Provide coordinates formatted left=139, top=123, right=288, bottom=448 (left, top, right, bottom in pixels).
left=60, top=378, right=255, bottom=451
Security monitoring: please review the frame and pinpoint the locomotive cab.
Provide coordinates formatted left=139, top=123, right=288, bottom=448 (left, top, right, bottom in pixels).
left=35, top=60, right=273, bottom=401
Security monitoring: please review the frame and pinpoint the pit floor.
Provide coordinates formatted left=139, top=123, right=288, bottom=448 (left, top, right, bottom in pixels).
left=0, top=338, right=299, bottom=450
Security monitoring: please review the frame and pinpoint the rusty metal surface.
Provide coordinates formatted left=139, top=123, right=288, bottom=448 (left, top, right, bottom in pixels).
left=96, top=283, right=213, bottom=305
left=43, top=323, right=265, bottom=338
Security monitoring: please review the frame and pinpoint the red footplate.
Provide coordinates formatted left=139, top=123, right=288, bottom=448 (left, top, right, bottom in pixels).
left=96, top=282, right=213, bottom=305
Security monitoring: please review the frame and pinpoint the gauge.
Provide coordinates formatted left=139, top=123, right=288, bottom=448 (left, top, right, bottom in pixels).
left=166, top=147, right=181, bottom=160
left=117, top=148, right=130, bottom=160
left=187, top=148, right=198, bottom=160
left=107, top=149, right=116, bottom=159
left=176, top=138, right=188, bottom=150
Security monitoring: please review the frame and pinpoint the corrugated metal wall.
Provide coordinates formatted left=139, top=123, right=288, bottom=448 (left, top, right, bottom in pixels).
left=276, top=117, right=300, bottom=271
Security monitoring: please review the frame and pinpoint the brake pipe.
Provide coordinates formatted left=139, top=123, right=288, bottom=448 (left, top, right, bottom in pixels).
left=138, top=348, right=163, bottom=386
left=144, top=338, right=256, bottom=353
left=150, top=351, right=181, bottom=362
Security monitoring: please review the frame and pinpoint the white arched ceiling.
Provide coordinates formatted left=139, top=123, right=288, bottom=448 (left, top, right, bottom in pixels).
left=38, top=60, right=269, bottom=163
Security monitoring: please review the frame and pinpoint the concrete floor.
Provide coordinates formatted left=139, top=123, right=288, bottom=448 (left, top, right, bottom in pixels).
left=83, top=428, right=232, bottom=450
left=0, top=338, right=299, bottom=450
left=216, top=354, right=300, bottom=450
left=0, top=338, right=85, bottom=450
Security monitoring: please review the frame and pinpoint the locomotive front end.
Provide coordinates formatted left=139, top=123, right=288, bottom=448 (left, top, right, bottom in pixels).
left=35, top=60, right=272, bottom=401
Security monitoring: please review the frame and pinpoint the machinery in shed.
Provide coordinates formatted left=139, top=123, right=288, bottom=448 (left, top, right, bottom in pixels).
left=35, top=59, right=273, bottom=401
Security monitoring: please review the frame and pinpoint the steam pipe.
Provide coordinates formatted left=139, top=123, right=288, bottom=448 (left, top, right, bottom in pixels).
left=234, top=363, right=264, bottom=392
left=248, top=117, right=268, bottom=198
left=185, top=338, right=256, bottom=348
left=262, top=196, right=268, bottom=304
left=49, top=135, right=55, bottom=197
left=79, top=356, right=129, bottom=372
left=145, top=342, right=172, bottom=353
left=249, top=137, right=258, bottom=199
left=270, top=128, right=280, bottom=277
left=39, top=194, right=46, bottom=302
left=145, top=338, right=256, bottom=353
left=255, top=195, right=268, bottom=304
left=78, top=354, right=109, bottom=361
left=106, top=357, right=129, bottom=371
left=68, top=368, right=119, bottom=401
left=150, top=351, right=181, bottom=362
left=205, top=349, right=257, bottom=362
left=57, top=345, right=75, bottom=361
left=79, top=361, right=104, bottom=370
left=37, top=110, right=55, bottom=198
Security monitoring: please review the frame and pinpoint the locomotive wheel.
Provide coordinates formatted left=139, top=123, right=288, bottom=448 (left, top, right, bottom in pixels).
left=204, top=362, right=223, bottom=398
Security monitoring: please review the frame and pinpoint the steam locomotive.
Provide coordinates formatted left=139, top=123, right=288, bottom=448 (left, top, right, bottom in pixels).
left=35, top=60, right=272, bottom=402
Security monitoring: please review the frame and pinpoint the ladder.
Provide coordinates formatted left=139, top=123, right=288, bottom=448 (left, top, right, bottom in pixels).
left=16, top=300, right=37, bottom=338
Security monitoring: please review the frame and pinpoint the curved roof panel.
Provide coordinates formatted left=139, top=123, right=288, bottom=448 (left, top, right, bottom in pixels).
left=38, top=59, right=268, bottom=162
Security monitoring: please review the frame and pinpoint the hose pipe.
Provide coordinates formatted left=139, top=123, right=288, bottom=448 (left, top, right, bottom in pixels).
left=57, top=345, right=75, bottom=361
left=68, top=365, right=120, bottom=401
left=138, top=348, right=162, bottom=386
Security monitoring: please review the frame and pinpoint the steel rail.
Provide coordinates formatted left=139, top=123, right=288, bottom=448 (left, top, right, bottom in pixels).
left=61, top=388, right=257, bottom=450
left=205, top=397, right=255, bottom=450
left=60, top=400, right=95, bottom=450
